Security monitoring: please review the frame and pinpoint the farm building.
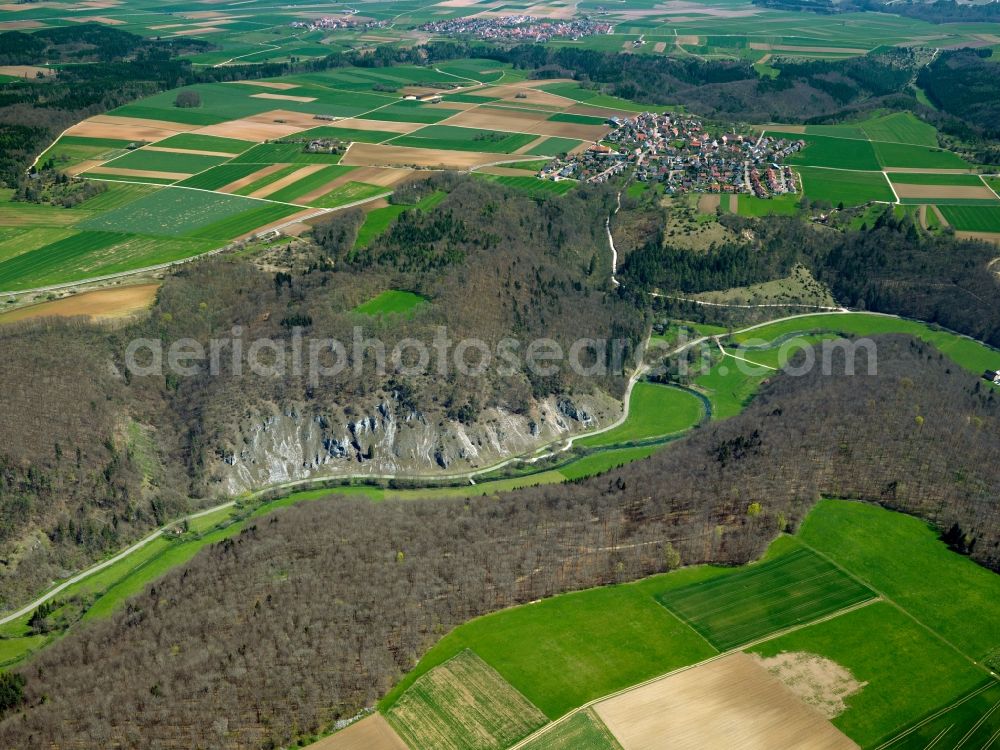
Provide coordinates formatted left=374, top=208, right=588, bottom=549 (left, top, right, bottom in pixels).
left=983, top=370, right=1000, bottom=384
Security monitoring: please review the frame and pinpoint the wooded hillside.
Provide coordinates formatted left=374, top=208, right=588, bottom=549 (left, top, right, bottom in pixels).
left=1, top=337, right=995, bottom=748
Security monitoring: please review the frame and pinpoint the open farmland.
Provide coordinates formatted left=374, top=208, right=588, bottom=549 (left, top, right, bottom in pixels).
left=384, top=650, right=547, bottom=750
left=594, top=653, right=858, bottom=750
left=1, top=63, right=617, bottom=290
left=798, top=167, right=894, bottom=206
left=391, top=125, right=538, bottom=154
left=939, top=204, right=1000, bottom=232
left=876, top=681, right=1000, bottom=750
left=576, top=383, right=706, bottom=447
left=519, top=710, right=622, bottom=750
left=657, top=546, right=876, bottom=650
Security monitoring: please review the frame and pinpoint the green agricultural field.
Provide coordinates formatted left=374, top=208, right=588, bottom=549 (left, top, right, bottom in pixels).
left=378, top=558, right=731, bottom=718
left=229, top=166, right=301, bottom=196
left=775, top=132, right=881, bottom=171
left=737, top=194, right=800, bottom=216
left=360, top=101, right=461, bottom=124
left=483, top=175, right=577, bottom=197
left=547, top=112, right=609, bottom=125
left=294, top=125, right=400, bottom=144
left=38, top=135, right=134, bottom=169
left=77, top=187, right=280, bottom=238
left=0, top=230, right=128, bottom=290
left=98, top=148, right=228, bottom=175
left=558, top=445, right=660, bottom=481
left=175, top=163, right=267, bottom=191
left=886, top=172, right=985, bottom=186
left=393, top=125, right=537, bottom=154
left=658, top=546, right=875, bottom=650
left=149, top=133, right=255, bottom=154
left=525, top=137, right=583, bottom=156
left=748, top=602, right=987, bottom=748
left=576, top=383, right=706, bottom=447
left=232, top=142, right=343, bottom=164
left=311, top=181, right=388, bottom=209
left=353, top=289, right=428, bottom=317
left=874, top=141, right=969, bottom=169
left=109, top=103, right=225, bottom=127
left=798, top=167, right=895, bottom=205
left=85, top=173, right=177, bottom=185
left=0, top=227, right=75, bottom=264
left=798, top=500, right=1000, bottom=661
left=859, top=112, right=939, bottom=146
left=69, top=182, right=159, bottom=212
left=939, top=204, right=1000, bottom=232
left=190, top=202, right=299, bottom=240
left=385, top=650, right=548, bottom=750
left=519, top=710, right=622, bottom=750
left=262, top=165, right=355, bottom=203
left=876, top=680, right=1000, bottom=750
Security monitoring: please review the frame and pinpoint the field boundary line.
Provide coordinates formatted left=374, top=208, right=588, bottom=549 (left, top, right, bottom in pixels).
left=797, top=539, right=993, bottom=674
left=885, top=170, right=901, bottom=204
left=506, top=596, right=880, bottom=750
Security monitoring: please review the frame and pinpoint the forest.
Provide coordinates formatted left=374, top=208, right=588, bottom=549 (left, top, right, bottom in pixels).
left=621, top=209, right=1000, bottom=349
left=0, top=177, right=644, bottom=606
left=0, top=337, right=995, bottom=748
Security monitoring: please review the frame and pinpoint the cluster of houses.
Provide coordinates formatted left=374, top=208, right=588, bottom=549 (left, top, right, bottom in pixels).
left=540, top=112, right=803, bottom=198
left=290, top=15, right=385, bottom=32
left=419, top=15, right=613, bottom=42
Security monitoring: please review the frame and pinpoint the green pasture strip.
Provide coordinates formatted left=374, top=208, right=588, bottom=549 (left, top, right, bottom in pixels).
left=0, top=227, right=76, bottom=264
left=70, top=182, right=160, bottom=212
left=295, top=125, right=400, bottom=143
left=187, top=202, right=300, bottom=240
left=103, top=148, right=228, bottom=174
left=481, top=175, right=577, bottom=197
left=392, top=125, right=538, bottom=154
left=263, top=165, right=355, bottom=203
left=518, top=710, right=623, bottom=750
left=576, top=383, right=705, bottom=447
left=547, top=112, right=609, bottom=125
left=558, top=444, right=660, bottom=481
left=85, top=173, right=178, bottom=185
left=107, top=104, right=225, bottom=126
left=175, top=163, right=266, bottom=190
left=737, top=194, right=801, bottom=216
left=150, top=133, right=256, bottom=154
left=0, top=231, right=130, bottom=291
left=886, top=172, right=984, bottom=186
left=231, top=165, right=300, bottom=196
left=939, top=204, right=1000, bottom=232
left=232, top=142, right=344, bottom=164
left=729, top=312, right=999, bottom=375
left=359, top=102, right=462, bottom=124
left=525, top=137, right=583, bottom=156
left=658, top=546, right=875, bottom=650
left=310, top=181, right=387, bottom=209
